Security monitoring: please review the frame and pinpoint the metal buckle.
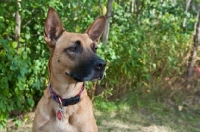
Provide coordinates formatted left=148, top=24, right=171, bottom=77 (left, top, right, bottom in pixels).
left=58, top=97, right=63, bottom=108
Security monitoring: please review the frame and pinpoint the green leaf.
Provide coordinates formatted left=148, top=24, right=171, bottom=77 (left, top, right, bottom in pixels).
left=27, top=98, right=34, bottom=107
left=25, top=34, right=30, bottom=40
left=11, top=42, right=18, bottom=48
left=19, top=38, right=25, bottom=42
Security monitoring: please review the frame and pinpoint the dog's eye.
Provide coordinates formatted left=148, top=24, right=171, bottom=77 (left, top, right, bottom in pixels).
left=66, top=40, right=81, bottom=52
left=68, top=46, right=77, bottom=51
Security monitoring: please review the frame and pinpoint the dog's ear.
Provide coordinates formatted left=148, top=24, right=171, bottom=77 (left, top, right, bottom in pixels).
left=44, top=7, right=64, bottom=49
left=85, top=16, right=106, bottom=43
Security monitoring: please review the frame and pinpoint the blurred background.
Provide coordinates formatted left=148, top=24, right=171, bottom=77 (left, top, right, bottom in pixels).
left=0, top=0, right=200, bottom=131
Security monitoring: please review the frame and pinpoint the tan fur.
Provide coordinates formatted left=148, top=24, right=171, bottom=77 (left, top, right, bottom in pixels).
left=33, top=7, right=106, bottom=132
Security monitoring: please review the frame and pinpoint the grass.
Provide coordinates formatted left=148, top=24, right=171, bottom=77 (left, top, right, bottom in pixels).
left=95, top=86, right=200, bottom=132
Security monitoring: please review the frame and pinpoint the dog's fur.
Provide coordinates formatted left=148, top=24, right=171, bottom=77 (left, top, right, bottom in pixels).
left=32, top=7, right=106, bottom=132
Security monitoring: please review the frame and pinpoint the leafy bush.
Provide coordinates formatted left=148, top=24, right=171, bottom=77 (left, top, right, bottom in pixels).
left=0, top=1, right=47, bottom=128
left=98, top=1, right=194, bottom=99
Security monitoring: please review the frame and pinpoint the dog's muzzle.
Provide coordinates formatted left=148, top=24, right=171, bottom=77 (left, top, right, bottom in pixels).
left=68, top=56, right=106, bottom=82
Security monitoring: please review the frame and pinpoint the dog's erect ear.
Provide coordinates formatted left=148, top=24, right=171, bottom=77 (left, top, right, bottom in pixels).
left=44, top=7, right=64, bottom=49
left=85, top=16, right=106, bottom=42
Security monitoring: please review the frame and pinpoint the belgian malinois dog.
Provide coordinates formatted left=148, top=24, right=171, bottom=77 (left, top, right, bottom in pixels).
left=33, top=7, right=106, bottom=132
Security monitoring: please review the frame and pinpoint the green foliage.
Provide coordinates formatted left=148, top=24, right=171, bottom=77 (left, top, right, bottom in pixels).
left=94, top=96, right=117, bottom=112
left=97, top=0, right=195, bottom=99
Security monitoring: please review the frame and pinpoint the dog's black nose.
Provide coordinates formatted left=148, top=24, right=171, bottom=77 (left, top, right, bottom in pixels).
left=95, top=59, right=106, bottom=70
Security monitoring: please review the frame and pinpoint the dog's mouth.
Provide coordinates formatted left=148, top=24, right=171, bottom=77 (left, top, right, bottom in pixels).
left=90, top=70, right=104, bottom=81
left=66, top=70, right=105, bottom=82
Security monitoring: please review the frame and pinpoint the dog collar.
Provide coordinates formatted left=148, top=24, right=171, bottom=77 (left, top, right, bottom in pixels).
left=49, top=83, right=84, bottom=107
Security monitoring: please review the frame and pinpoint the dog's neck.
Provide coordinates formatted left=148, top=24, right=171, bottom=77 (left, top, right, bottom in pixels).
left=49, top=71, right=84, bottom=99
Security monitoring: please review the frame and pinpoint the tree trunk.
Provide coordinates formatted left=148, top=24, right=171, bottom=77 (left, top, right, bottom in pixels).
left=135, top=0, right=141, bottom=18
left=15, top=0, right=21, bottom=48
left=131, top=0, right=135, bottom=13
left=187, top=8, right=200, bottom=88
left=183, top=0, right=192, bottom=27
left=102, top=0, right=113, bottom=44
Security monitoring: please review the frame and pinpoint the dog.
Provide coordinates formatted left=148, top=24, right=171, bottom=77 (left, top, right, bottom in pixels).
left=32, top=7, right=106, bottom=132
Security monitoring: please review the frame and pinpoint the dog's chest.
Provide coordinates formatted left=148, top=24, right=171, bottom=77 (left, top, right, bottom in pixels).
left=52, top=106, right=80, bottom=131
left=47, top=114, right=78, bottom=132
left=55, top=119, right=76, bottom=132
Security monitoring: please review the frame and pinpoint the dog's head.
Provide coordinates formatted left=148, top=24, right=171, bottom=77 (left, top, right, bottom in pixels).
left=44, top=7, right=106, bottom=82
